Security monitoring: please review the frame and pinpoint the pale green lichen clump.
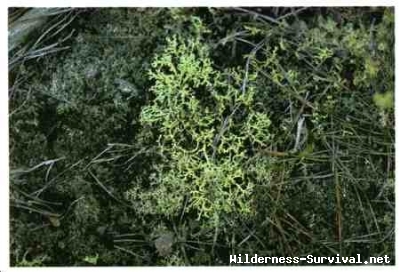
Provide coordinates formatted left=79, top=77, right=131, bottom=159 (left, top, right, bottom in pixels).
left=125, top=19, right=271, bottom=227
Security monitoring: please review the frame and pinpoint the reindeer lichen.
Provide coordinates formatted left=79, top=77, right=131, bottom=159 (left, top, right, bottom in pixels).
left=125, top=18, right=271, bottom=227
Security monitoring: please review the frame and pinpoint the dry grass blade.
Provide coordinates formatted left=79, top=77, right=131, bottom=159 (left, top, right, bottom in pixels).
left=9, top=8, right=77, bottom=71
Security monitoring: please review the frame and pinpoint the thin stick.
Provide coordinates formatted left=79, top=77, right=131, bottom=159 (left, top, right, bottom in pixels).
left=88, top=169, right=131, bottom=207
left=232, top=7, right=280, bottom=25
left=114, top=245, right=146, bottom=260
left=277, top=7, right=309, bottom=21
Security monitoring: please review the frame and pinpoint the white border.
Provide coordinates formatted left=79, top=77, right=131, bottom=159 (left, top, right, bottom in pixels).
left=1, top=1, right=9, bottom=270
left=3, top=0, right=400, bottom=7
left=1, top=1, right=398, bottom=272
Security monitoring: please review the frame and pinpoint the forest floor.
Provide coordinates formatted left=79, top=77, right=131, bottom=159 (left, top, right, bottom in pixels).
left=9, top=7, right=394, bottom=266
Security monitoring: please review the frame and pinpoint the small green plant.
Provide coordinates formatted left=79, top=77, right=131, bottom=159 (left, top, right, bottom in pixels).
left=83, top=254, right=99, bottom=265
left=373, top=91, right=394, bottom=110
left=15, top=251, right=48, bottom=267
